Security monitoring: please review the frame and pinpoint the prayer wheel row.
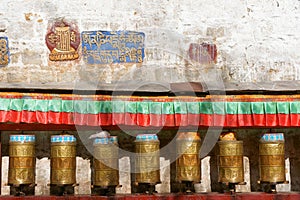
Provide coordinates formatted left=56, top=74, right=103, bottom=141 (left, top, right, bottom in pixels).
left=7, top=131, right=287, bottom=195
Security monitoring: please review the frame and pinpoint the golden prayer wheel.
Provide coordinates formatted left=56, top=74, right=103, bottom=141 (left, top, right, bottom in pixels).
left=218, top=140, right=244, bottom=183
left=176, top=132, right=201, bottom=183
left=135, top=134, right=160, bottom=184
left=50, top=135, right=76, bottom=185
left=8, top=135, right=36, bottom=186
left=93, top=136, right=119, bottom=187
left=259, top=133, right=285, bottom=183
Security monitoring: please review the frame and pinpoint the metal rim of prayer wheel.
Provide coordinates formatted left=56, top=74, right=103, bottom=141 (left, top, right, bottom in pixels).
left=176, top=132, right=201, bottom=183
left=50, top=134, right=77, bottom=185
left=134, top=134, right=160, bottom=184
left=93, top=137, right=119, bottom=187
left=218, top=140, right=244, bottom=184
left=8, top=135, right=36, bottom=185
left=259, top=133, right=285, bottom=184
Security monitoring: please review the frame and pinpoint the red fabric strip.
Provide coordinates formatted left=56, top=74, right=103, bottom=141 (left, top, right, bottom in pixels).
left=21, top=111, right=37, bottom=123
left=237, top=114, right=253, bottom=127
left=61, top=112, right=74, bottom=125
left=74, top=113, right=88, bottom=125
left=87, top=114, right=99, bottom=126
left=162, top=114, right=175, bottom=127
left=99, top=113, right=112, bottom=126
left=137, top=113, right=150, bottom=126
left=265, top=114, right=278, bottom=127
left=175, top=114, right=188, bottom=127
left=213, top=114, right=226, bottom=127
left=112, top=113, right=125, bottom=126
left=0, top=111, right=9, bottom=122
left=125, top=113, right=137, bottom=125
left=277, top=113, right=290, bottom=127
left=36, top=111, right=48, bottom=124
left=48, top=111, right=62, bottom=124
left=290, top=114, right=300, bottom=126
left=9, top=111, right=21, bottom=123
left=199, top=114, right=213, bottom=127
left=252, top=114, right=265, bottom=126
left=188, top=113, right=200, bottom=126
left=149, top=114, right=162, bottom=126
left=225, top=114, right=238, bottom=127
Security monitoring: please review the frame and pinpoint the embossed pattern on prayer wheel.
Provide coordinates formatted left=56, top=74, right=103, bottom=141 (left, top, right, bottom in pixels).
left=176, top=132, right=201, bottom=183
left=50, top=135, right=76, bottom=185
left=218, top=140, right=244, bottom=183
left=135, top=134, right=160, bottom=184
left=259, top=133, right=285, bottom=183
left=93, top=137, right=119, bottom=187
left=8, top=135, right=36, bottom=185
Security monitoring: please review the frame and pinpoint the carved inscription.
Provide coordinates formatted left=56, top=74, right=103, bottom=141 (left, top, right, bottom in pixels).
left=81, top=30, right=145, bottom=64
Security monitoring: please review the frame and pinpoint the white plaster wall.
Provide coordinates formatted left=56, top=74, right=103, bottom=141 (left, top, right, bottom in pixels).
left=0, top=0, right=298, bottom=84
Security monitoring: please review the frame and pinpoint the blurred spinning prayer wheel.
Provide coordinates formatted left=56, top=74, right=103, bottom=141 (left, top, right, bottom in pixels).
left=8, top=135, right=36, bottom=186
left=50, top=134, right=77, bottom=185
left=134, top=134, right=160, bottom=185
left=176, top=132, right=201, bottom=183
left=218, top=132, right=244, bottom=184
left=259, top=133, right=286, bottom=184
left=93, top=136, right=119, bottom=188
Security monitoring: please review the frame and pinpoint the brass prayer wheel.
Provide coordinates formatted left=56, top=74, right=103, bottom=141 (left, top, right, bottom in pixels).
left=176, top=132, right=201, bottom=183
left=50, top=135, right=76, bottom=185
left=218, top=139, right=244, bottom=183
left=8, top=135, right=36, bottom=185
left=259, top=133, right=285, bottom=183
left=135, top=134, right=160, bottom=184
left=93, top=136, right=119, bottom=187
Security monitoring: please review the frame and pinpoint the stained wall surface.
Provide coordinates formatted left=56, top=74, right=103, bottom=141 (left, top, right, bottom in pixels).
left=0, top=0, right=299, bottom=85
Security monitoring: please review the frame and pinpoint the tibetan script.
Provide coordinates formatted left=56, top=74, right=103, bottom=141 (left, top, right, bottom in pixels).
left=0, top=37, right=9, bottom=66
left=81, top=30, right=145, bottom=64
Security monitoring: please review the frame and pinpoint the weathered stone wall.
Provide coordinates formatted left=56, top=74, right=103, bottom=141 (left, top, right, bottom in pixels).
left=0, top=0, right=299, bottom=84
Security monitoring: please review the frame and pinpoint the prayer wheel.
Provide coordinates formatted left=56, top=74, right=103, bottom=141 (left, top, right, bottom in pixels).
left=8, top=135, right=36, bottom=186
left=93, top=136, right=119, bottom=187
left=50, top=135, right=76, bottom=185
left=218, top=132, right=244, bottom=184
left=176, top=132, right=201, bottom=183
left=134, top=134, right=160, bottom=185
left=259, top=133, right=285, bottom=184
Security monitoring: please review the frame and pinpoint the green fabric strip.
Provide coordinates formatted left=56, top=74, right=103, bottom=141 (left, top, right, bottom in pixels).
left=62, top=100, right=74, bottom=112
left=226, top=102, right=238, bottom=114
left=162, top=102, right=174, bottom=114
left=237, top=102, right=252, bottom=115
left=100, top=101, right=112, bottom=113
left=150, top=102, right=162, bottom=114
left=22, top=99, right=36, bottom=111
left=0, top=98, right=11, bottom=111
left=174, top=102, right=187, bottom=114
left=137, top=101, right=150, bottom=114
left=36, top=100, right=49, bottom=112
left=87, top=101, right=101, bottom=114
left=277, top=102, right=290, bottom=114
left=251, top=102, right=265, bottom=114
left=112, top=101, right=125, bottom=113
left=199, top=102, right=213, bottom=114
left=0, top=97, right=299, bottom=115
left=125, top=101, right=137, bottom=113
left=48, top=99, right=62, bottom=112
left=264, top=102, right=277, bottom=114
left=212, top=102, right=226, bottom=115
left=290, top=101, right=300, bottom=114
left=10, top=99, right=24, bottom=111
left=187, top=102, right=200, bottom=114
left=74, top=100, right=87, bottom=113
